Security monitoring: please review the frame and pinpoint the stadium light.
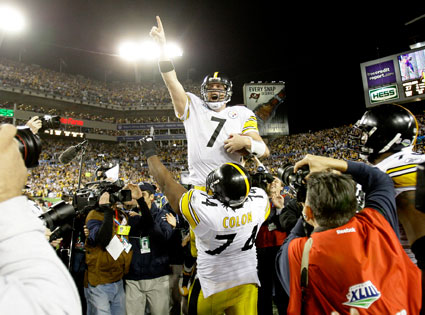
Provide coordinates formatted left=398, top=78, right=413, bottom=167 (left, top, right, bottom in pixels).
left=118, top=40, right=183, bottom=62
left=165, top=43, right=183, bottom=58
left=118, top=42, right=143, bottom=62
left=0, top=5, right=25, bottom=33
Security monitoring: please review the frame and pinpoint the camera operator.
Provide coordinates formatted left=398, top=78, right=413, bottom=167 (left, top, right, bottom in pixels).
left=0, top=124, right=81, bottom=314
left=25, top=192, right=64, bottom=248
left=278, top=197, right=304, bottom=234
left=276, top=154, right=421, bottom=314
left=24, top=116, right=66, bottom=249
left=84, top=191, right=133, bottom=315
left=123, top=182, right=174, bottom=315
left=276, top=163, right=321, bottom=238
left=255, top=176, right=288, bottom=315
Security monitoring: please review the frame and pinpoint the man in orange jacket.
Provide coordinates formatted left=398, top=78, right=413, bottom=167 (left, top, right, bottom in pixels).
left=276, top=154, right=421, bottom=314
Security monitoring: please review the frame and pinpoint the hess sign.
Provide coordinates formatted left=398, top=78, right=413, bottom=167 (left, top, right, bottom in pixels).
left=368, top=85, right=399, bottom=104
left=0, top=109, right=14, bottom=117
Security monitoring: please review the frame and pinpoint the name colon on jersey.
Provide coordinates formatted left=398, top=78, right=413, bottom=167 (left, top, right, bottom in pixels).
left=223, top=211, right=252, bottom=228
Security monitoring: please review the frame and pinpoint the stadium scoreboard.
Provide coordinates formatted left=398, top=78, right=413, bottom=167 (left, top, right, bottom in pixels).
left=360, top=46, right=425, bottom=107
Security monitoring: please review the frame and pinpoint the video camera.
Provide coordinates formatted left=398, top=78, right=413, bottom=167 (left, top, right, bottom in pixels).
left=277, top=164, right=310, bottom=203
left=250, top=165, right=275, bottom=191
left=40, top=179, right=132, bottom=241
left=39, top=115, right=61, bottom=131
left=73, top=179, right=132, bottom=213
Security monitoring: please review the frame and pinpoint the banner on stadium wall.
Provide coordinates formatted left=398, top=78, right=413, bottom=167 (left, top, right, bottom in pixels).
left=243, top=82, right=285, bottom=123
left=117, top=122, right=184, bottom=131
left=242, top=82, right=288, bottom=135
left=117, top=134, right=186, bottom=141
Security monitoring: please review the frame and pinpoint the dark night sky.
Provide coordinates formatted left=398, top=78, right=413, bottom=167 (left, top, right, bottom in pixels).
left=3, top=1, right=425, bottom=134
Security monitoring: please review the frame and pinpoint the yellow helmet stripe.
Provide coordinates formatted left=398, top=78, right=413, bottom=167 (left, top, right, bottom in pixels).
left=213, top=72, right=219, bottom=78
left=394, top=104, right=419, bottom=146
left=225, top=163, right=250, bottom=197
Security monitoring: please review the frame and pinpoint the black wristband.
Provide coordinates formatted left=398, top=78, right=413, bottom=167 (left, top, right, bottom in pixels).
left=159, top=60, right=175, bottom=73
left=144, top=146, right=157, bottom=159
left=139, top=136, right=157, bottom=159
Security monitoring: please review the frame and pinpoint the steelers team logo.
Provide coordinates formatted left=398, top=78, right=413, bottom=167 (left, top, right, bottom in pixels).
left=228, top=110, right=238, bottom=119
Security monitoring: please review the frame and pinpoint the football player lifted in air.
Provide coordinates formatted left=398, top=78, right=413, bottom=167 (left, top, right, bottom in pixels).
left=139, top=136, right=270, bottom=315
left=150, top=16, right=269, bottom=189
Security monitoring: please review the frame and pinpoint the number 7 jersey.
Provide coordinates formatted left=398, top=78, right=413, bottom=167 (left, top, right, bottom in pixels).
left=179, top=187, right=270, bottom=298
left=178, top=92, right=259, bottom=186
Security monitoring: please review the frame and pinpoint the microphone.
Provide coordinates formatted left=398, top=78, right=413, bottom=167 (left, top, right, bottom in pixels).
left=58, top=140, right=88, bottom=164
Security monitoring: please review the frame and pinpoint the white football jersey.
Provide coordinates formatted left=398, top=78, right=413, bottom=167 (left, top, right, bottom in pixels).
left=375, top=147, right=425, bottom=264
left=179, top=187, right=270, bottom=298
left=177, top=92, right=259, bottom=186
left=375, top=147, right=425, bottom=196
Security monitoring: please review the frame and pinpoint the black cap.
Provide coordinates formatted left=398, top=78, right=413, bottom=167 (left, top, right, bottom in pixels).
left=138, top=182, right=156, bottom=194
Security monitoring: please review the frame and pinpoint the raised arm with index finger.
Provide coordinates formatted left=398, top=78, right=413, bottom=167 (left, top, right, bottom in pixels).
left=150, top=15, right=187, bottom=117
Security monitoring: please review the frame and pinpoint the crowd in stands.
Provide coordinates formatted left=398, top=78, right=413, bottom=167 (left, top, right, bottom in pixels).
left=0, top=101, right=183, bottom=137
left=23, top=111, right=425, bottom=202
left=25, top=138, right=188, bottom=201
left=265, top=124, right=361, bottom=175
left=1, top=101, right=180, bottom=124
left=0, top=57, right=199, bottom=109
left=1, top=55, right=424, bottom=202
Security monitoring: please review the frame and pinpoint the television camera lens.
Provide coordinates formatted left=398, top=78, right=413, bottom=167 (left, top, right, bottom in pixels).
left=277, top=164, right=295, bottom=187
left=277, top=164, right=310, bottom=202
left=39, top=200, right=76, bottom=232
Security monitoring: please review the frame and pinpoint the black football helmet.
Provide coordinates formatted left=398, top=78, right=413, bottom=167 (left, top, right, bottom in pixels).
left=201, top=72, right=233, bottom=109
left=350, top=104, right=418, bottom=161
left=206, top=163, right=251, bottom=208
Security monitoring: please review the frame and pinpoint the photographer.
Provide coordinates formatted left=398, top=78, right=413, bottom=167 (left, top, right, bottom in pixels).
left=123, top=182, right=173, bottom=315
left=85, top=191, right=133, bottom=315
left=255, top=176, right=288, bottom=315
left=24, top=115, right=67, bottom=248
left=276, top=154, right=421, bottom=314
left=0, top=124, right=81, bottom=314
left=278, top=197, right=303, bottom=234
